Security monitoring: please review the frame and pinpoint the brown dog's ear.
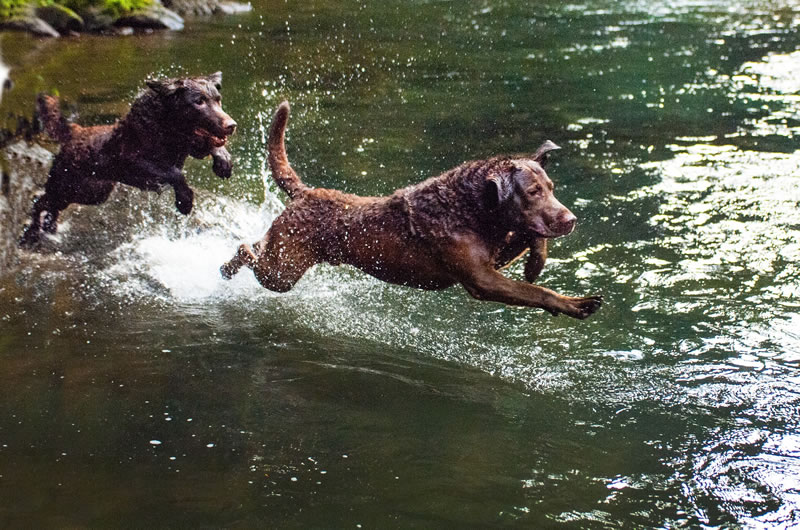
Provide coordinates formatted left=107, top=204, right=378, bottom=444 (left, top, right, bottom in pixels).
left=532, top=140, right=561, bottom=167
left=208, top=71, right=222, bottom=90
left=484, top=172, right=513, bottom=209
left=146, top=78, right=185, bottom=96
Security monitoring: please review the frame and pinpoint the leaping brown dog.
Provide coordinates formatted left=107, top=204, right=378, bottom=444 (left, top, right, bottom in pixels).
left=221, top=101, right=602, bottom=319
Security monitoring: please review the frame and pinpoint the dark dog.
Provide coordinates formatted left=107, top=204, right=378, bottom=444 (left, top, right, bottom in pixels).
left=19, top=72, right=236, bottom=247
left=221, top=101, right=602, bottom=319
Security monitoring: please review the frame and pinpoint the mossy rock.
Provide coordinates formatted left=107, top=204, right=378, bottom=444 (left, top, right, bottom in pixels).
left=76, top=5, right=114, bottom=30
left=0, top=14, right=60, bottom=36
left=1, top=0, right=189, bottom=34
left=113, top=2, right=182, bottom=30
left=35, top=4, right=83, bottom=32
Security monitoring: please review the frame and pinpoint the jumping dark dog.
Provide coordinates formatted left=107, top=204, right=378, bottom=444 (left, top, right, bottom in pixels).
left=19, top=72, right=236, bottom=247
left=221, top=101, right=602, bottom=319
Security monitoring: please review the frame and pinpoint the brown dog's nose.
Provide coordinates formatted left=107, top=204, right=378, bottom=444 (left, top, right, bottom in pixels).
left=224, top=119, right=237, bottom=136
left=560, top=212, right=577, bottom=234
left=548, top=210, right=577, bottom=236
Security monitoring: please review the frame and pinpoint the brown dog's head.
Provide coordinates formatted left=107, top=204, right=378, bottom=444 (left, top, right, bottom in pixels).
left=484, top=141, right=577, bottom=238
left=146, top=72, right=237, bottom=147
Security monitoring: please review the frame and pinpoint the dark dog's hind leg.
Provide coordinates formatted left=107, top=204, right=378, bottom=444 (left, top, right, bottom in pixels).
left=42, top=209, right=60, bottom=234
left=19, top=193, right=55, bottom=247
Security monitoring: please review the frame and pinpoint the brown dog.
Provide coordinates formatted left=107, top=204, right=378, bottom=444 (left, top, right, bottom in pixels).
left=221, top=101, right=602, bottom=319
left=19, top=72, right=236, bottom=247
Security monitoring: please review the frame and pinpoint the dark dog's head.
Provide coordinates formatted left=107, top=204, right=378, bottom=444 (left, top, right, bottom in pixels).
left=484, top=141, right=577, bottom=238
left=146, top=72, right=236, bottom=148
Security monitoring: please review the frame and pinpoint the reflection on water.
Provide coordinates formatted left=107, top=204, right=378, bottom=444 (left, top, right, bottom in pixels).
left=2, top=0, right=800, bottom=526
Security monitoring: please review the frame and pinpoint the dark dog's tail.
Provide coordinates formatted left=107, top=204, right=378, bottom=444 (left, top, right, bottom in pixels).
left=268, top=101, right=308, bottom=199
left=36, top=94, right=73, bottom=143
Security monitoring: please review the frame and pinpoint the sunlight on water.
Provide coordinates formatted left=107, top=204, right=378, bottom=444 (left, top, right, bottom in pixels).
left=4, top=2, right=800, bottom=525
left=741, top=50, right=800, bottom=95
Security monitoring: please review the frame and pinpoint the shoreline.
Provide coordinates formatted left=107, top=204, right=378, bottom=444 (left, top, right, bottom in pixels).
left=0, top=0, right=251, bottom=38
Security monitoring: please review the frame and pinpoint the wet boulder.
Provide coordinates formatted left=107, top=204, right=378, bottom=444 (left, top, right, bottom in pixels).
left=0, top=140, right=53, bottom=272
left=162, top=0, right=250, bottom=17
left=35, top=4, right=84, bottom=33
left=114, top=2, right=184, bottom=31
left=0, top=13, right=60, bottom=37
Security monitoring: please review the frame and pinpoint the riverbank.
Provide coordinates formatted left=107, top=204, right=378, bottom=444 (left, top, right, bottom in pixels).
left=0, top=0, right=250, bottom=37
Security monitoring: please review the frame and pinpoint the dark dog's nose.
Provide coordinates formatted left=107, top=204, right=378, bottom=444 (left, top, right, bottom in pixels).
left=224, top=119, right=237, bottom=136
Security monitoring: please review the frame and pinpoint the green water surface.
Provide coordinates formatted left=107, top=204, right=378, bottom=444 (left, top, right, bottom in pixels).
left=1, top=0, right=800, bottom=527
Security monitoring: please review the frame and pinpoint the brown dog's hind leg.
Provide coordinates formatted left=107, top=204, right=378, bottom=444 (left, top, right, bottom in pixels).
left=220, top=243, right=258, bottom=280
left=250, top=234, right=316, bottom=293
left=221, top=224, right=317, bottom=293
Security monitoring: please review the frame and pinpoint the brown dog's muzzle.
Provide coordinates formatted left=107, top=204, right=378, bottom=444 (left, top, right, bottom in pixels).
left=553, top=209, right=577, bottom=236
left=530, top=202, right=577, bottom=238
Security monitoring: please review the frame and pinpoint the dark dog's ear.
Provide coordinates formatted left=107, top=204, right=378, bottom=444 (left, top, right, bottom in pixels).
left=146, top=78, right=185, bottom=97
left=484, top=172, right=513, bottom=209
left=532, top=140, right=561, bottom=167
left=208, top=71, right=222, bottom=90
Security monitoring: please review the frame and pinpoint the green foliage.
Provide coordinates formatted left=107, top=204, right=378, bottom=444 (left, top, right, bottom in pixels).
left=103, top=0, right=152, bottom=17
left=0, top=0, right=28, bottom=19
left=60, top=0, right=152, bottom=18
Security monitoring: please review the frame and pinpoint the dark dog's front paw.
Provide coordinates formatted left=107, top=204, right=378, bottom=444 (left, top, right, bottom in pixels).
left=175, top=187, right=194, bottom=215
left=557, top=295, right=603, bottom=320
left=212, top=148, right=232, bottom=179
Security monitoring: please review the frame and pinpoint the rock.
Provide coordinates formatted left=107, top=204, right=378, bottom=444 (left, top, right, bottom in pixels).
left=79, top=6, right=115, bottom=32
left=162, top=0, right=250, bottom=17
left=0, top=53, right=9, bottom=104
left=0, top=140, right=53, bottom=272
left=0, top=16, right=60, bottom=37
left=35, top=4, right=84, bottom=33
left=215, top=2, right=251, bottom=15
left=162, top=0, right=211, bottom=16
left=114, top=3, right=184, bottom=31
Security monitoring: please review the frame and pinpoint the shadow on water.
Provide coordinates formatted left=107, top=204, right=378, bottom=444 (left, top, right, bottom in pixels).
left=1, top=0, right=800, bottom=527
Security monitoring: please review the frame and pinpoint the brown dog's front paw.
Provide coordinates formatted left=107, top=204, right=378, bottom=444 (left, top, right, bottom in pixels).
left=556, top=295, right=603, bottom=320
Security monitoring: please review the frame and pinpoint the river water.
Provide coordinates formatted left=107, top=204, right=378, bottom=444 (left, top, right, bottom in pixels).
left=1, top=0, right=799, bottom=527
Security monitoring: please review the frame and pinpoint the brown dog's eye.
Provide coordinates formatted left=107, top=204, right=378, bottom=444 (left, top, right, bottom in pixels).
left=529, top=185, right=542, bottom=196
left=193, top=97, right=205, bottom=106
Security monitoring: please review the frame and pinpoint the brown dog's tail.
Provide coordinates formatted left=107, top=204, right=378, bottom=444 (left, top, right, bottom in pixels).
left=36, top=94, right=74, bottom=143
left=268, top=101, right=308, bottom=199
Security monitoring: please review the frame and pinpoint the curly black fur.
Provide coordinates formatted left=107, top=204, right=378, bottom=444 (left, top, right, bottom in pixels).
left=20, top=72, right=236, bottom=247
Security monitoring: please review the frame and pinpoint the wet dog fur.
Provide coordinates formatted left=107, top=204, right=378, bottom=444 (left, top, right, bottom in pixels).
left=20, top=72, right=236, bottom=247
left=221, top=101, right=602, bottom=319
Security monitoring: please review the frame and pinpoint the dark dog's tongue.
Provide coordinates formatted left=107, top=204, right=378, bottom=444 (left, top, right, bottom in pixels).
left=194, top=128, right=227, bottom=147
